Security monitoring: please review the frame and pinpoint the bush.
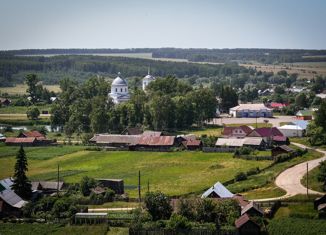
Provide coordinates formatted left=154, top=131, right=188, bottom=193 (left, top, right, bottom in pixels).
left=235, top=172, right=247, bottom=181
left=166, top=214, right=192, bottom=231
left=104, top=188, right=115, bottom=202
left=144, top=191, right=172, bottom=221
left=274, top=153, right=292, bottom=163
left=26, top=106, right=40, bottom=120
left=246, top=167, right=260, bottom=176
left=234, top=146, right=253, bottom=156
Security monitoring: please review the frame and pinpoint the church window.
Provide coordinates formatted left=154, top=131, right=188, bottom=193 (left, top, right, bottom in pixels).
left=115, top=88, right=117, bottom=92
left=125, top=88, right=127, bottom=92
left=121, top=88, right=122, bottom=92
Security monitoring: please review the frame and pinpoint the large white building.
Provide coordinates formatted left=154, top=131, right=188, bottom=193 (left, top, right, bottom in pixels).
left=109, top=73, right=130, bottom=104
left=229, top=103, right=273, bottom=118
left=142, top=69, right=155, bottom=91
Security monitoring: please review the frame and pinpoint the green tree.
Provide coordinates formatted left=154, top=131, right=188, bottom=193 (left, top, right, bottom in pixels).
left=315, top=100, right=326, bottom=131
left=80, top=176, right=96, bottom=196
left=219, top=85, right=238, bottom=112
left=26, top=106, right=40, bottom=120
left=149, top=95, right=176, bottom=130
left=295, top=93, right=308, bottom=109
left=12, top=146, right=32, bottom=199
left=144, top=191, right=172, bottom=221
left=25, top=74, right=39, bottom=103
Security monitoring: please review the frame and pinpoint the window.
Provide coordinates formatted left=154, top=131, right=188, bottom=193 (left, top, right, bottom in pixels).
left=121, top=88, right=123, bottom=92
left=125, top=88, right=127, bottom=92
left=115, top=88, right=117, bottom=92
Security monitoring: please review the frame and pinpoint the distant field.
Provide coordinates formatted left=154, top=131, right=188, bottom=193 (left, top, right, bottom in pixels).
left=0, top=84, right=61, bottom=95
left=240, top=61, right=326, bottom=79
left=0, top=104, right=52, bottom=114
left=0, top=146, right=271, bottom=197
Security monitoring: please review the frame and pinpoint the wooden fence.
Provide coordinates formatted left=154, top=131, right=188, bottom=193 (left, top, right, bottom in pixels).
left=202, top=147, right=235, bottom=153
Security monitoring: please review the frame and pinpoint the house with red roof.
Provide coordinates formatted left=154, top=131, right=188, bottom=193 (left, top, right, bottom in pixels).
left=5, top=131, right=54, bottom=146
left=222, top=125, right=253, bottom=138
left=247, top=127, right=288, bottom=146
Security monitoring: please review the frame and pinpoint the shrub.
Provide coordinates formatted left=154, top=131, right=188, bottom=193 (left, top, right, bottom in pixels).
left=235, top=172, right=247, bottom=181
left=274, top=153, right=292, bottom=163
left=104, top=188, right=115, bottom=202
left=167, top=214, right=192, bottom=231
left=246, top=167, right=260, bottom=176
left=144, top=191, right=172, bottom=221
left=80, top=176, right=97, bottom=196
left=234, top=146, right=253, bottom=156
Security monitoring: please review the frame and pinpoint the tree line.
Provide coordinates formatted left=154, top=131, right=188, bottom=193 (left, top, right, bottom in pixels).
left=50, top=75, right=218, bottom=137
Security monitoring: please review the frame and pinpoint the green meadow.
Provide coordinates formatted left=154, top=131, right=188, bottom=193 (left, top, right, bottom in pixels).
left=0, top=145, right=271, bottom=197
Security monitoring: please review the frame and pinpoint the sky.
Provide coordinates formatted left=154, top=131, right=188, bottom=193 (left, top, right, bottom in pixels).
left=0, top=0, right=325, bottom=50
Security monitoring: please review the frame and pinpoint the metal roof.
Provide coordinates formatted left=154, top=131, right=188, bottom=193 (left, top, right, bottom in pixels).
left=230, top=103, right=272, bottom=111
left=142, top=131, right=162, bottom=137
left=137, top=136, right=175, bottom=146
left=0, top=178, right=14, bottom=190
left=91, top=134, right=140, bottom=145
left=112, top=75, right=127, bottom=86
left=279, top=125, right=304, bottom=130
left=201, top=182, right=234, bottom=198
left=5, top=137, right=37, bottom=144
left=241, top=201, right=264, bottom=215
left=215, top=138, right=244, bottom=147
left=0, top=189, right=27, bottom=208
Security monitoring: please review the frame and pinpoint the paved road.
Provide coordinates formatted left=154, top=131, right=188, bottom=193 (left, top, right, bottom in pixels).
left=208, top=115, right=296, bottom=127
left=254, top=143, right=326, bottom=202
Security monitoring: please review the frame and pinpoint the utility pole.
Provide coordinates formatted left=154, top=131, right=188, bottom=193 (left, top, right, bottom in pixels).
left=57, top=164, right=59, bottom=197
left=306, top=163, right=309, bottom=198
left=138, top=170, right=141, bottom=203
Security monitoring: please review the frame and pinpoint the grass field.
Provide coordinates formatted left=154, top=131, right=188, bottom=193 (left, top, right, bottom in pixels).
left=301, top=165, right=325, bottom=192
left=0, top=224, right=108, bottom=235
left=0, top=146, right=271, bottom=197
left=0, top=104, right=52, bottom=114
left=240, top=61, right=326, bottom=79
left=241, top=183, right=286, bottom=200
left=0, top=84, right=61, bottom=95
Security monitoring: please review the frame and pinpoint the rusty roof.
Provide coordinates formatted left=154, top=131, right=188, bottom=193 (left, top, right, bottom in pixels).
left=5, top=137, right=37, bottom=144
left=93, top=134, right=140, bottom=145
left=21, top=131, right=45, bottom=138
left=137, top=136, right=175, bottom=146
left=235, top=214, right=251, bottom=228
left=142, top=131, right=162, bottom=137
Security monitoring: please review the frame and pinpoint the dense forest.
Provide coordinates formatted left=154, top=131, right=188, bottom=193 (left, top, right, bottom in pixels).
left=2, top=48, right=326, bottom=64
left=0, top=55, right=247, bottom=86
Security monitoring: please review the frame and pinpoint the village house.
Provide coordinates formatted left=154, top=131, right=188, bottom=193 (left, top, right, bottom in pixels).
left=222, top=125, right=253, bottom=138
left=31, top=181, right=65, bottom=195
left=201, top=182, right=234, bottom=199
left=296, top=110, right=313, bottom=120
left=229, top=103, right=273, bottom=118
left=135, top=135, right=176, bottom=151
left=235, top=213, right=261, bottom=235
left=89, top=134, right=139, bottom=149
left=247, top=127, right=287, bottom=146
left=5, top=130, right=55, bottom=146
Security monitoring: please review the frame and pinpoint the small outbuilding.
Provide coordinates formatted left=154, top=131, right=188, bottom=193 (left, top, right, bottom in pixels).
left=74, top=212, right=108, bottom=224
left=241, top=201, right=264, bottom=217
left=235, top=213, right=261, bottom=235
left=96, top=179, right=124, bottom=195
left=272, top=145, right=294, bottom=157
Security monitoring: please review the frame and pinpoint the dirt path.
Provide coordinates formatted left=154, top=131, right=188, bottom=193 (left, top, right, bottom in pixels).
left=253, top=143, right=326, bottom=202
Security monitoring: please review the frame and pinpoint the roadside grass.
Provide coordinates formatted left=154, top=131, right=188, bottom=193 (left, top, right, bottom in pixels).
left=227, top=149, right=323, bottom=194
left=241, top=183, right=285, bottom=200
left=291, top=137, right=326, bottom=150
left=0, top=84, right=61, bottom=95
left=0, top=224, right=108, bottom=235
left=301, top=165, right=325, bottom=192
left=274, top=202, right=317, bottom=219
left=0, top=147, right=271, bottom=197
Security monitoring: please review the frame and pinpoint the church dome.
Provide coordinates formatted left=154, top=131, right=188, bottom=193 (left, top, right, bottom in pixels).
left=144, top=74, right=155, bottom=81
left=112, top=73, right=127, bottom=86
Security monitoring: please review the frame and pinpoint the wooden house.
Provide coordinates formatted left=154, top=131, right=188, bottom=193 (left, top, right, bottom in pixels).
left=272, top=145, right=294, bottom=157
left=241, top=201, right=264, bottom=217
left=96, top=179, right=124, bottom=194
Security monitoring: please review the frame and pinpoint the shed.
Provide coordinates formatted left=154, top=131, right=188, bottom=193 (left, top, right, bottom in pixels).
left=96, top=179, right=124, bottom=194
left=18, top=130, right=45, bottom=139
left=235, top=213, right=261, bottom=235
left=5, top=137, right=37, bottom=146
left=201, top=182, right=234, bottom=199
left=182, top=139, right=202, bottom=150
left=272, top=145, right=294, bottom=157
left=241, top=201, right=264, bottom=217
left=31, top=181, right=65, bottom=194
left=296, top=110, right=313, bottom=120
left=0, top=183, right=27, bottom=217
left=136, top=135, right=176, bottom=150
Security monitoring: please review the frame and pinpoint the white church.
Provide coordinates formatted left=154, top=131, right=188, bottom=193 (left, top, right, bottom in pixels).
left=109, top=70, right=155, bottom=104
